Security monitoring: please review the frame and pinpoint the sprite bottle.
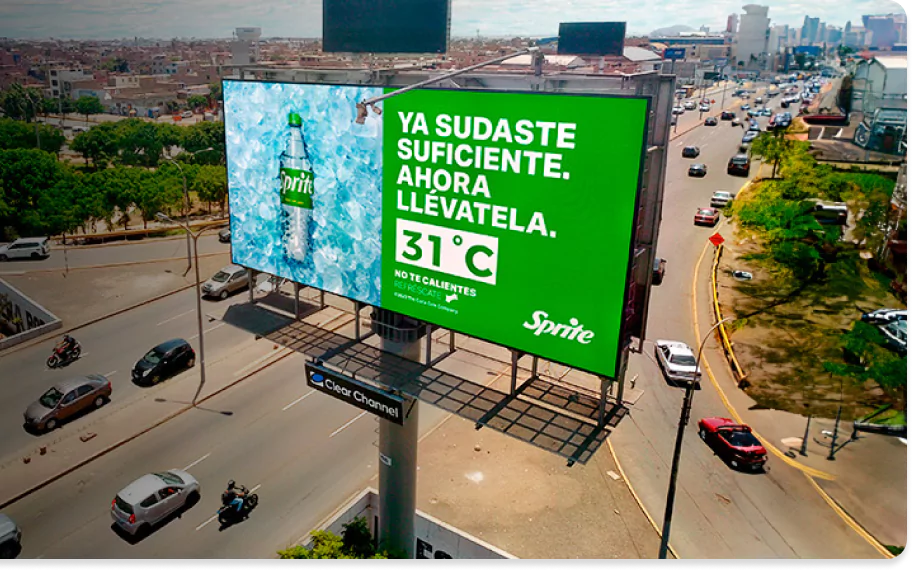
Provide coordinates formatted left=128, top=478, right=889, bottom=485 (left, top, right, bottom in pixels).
left=279, top=111, right=314, bottom=263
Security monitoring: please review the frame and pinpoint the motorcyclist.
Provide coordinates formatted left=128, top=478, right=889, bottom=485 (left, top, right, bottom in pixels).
left=222, top=480, right=246, bottom=512
left=56, top=335, right=78, bottom=358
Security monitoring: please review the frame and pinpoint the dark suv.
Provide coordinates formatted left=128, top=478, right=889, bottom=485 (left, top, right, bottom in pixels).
left=727, top=154, right=750, bottom=177
left=132, top=339, right=196, bottom=386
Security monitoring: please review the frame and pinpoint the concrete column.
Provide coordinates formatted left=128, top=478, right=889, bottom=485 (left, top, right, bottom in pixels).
left=377, top=336, right=421, bottom=558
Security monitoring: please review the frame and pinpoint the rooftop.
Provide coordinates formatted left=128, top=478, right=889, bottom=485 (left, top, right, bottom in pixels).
left=876, top=56, right=908, bottom=69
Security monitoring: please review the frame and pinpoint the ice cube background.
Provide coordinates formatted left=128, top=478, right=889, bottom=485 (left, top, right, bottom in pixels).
left=224, top=81, right=384, bottom=306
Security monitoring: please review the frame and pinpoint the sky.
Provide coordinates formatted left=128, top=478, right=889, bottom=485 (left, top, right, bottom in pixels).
left=0, top=0, right=906, bottom=40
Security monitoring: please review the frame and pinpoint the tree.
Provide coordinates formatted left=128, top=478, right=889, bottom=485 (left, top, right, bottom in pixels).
left=100, top=57, right=130, bottom=73
left=186, top=95, right=207, bottom=111
left=824, top=321, right=907, bottom=411
left=0, top=84, right=43, bottom=122
left=0, top=148, right=67, bottom=236
left=208, top=82, right=222, bottom=107
left=70, top=123, right=119, bottom=168
left=179, top=121, right=225, bottom=165
left=191, top=164, right=227, bottom=215
left=277, top=518, right=389, bottom=559
left=752, top=131, right=791, bottom=178
left=115, top=118, right=168, bottom=167
left=96, top=166, right=141, bottom=230
left=75, top=95, right=105, bottom=125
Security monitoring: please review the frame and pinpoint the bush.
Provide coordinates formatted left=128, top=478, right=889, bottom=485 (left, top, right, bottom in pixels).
left=277, top=517, right=389, bottom=559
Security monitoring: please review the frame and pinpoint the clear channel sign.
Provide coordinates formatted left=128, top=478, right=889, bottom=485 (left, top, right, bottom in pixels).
left=223, top=80, right=649, bottom=378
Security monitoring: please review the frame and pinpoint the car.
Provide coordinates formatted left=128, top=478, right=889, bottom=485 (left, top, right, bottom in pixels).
left=727, top=153, right=751, bottom=176
left=720, top=111, right=735, bottom=120
left=218, top=227, right=231, bottom=243
left=759, top=108, right=772, bottom=117
left=24, top=374, right=112, bottom=432
left=740, top=104, right=751, bottom=111
left=731, top=118, right=742, bottom=127
left=0, top=514, right=21, bottom=559
left=698, top=417, right=768, bottom=471
left=694, top=207, right=720, bottom=226
left=683, top=101, right=697, bottom=110
left=111, top=470, right=201, bottom=536
left=653, top=257, right=666, bottom=285
left=181, top=110, right=193, bottom=119
left=741, top=131, right=759, bottom=143
left=704, top=117, right=718, bottom=126
left=672, top=106, right=685, bottom=115
left=878, top=320, right=907, bottom=354
left=201, top=264, right=248, bottom=299
left=780, top=98, right=792, bottom=108
left=654, top=339, right=701, bottom=383
left=700, top=98, right=711, bottom=105
left=132, top=339, right=195, bottom=385
left=681, top=145, right=700, bottom=158
left=0, top=237, right=50, bottom=261
left=861, top=308, right=907, bottom=324
left=754, top=97, right=764, bottom=104
left=699, top=104, right=711, bottom=112
left=688, top=163, right=707, bottom=177
left=711, top=191, right=735, bottom=208
left=747, top=121, right=760, bottom=132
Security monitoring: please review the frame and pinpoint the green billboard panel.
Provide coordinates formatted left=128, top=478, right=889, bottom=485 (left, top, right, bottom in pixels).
left=224, top=80, right=648, bottom=378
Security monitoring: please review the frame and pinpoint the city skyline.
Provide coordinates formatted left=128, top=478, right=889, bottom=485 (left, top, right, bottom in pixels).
left=0, top=0, right=905, bottom=40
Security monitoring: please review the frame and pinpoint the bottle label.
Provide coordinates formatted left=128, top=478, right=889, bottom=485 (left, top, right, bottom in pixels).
left=280, top=167, right=315, bottom=209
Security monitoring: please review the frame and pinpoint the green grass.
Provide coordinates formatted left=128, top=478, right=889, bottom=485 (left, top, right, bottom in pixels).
left=885, top=545, right=904, bottom=556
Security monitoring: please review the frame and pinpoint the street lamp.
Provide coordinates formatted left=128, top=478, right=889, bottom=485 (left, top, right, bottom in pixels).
left=156, top=212, right=208, bottom=406
left=164, top=147, right=215, bottom=275
left=23, top=89, right=41, bottom=149
left=658, top=316, right=735, bottom=559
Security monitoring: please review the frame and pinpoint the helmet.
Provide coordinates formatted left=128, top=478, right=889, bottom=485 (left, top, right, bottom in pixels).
left=227, top=480, right=236, bottom=489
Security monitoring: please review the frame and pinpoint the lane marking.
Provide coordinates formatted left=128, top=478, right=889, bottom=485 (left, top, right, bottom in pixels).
left=282, top=389, right=317, bottom=411
left=103, top=370, right=117, bottom=378
left=330, top=411, right=368, bottom=438
left=157, top=309, right=195, bottom=327
left=188, top=322, right=226, bottom=341
left=183, top=453, right=211, bottom=471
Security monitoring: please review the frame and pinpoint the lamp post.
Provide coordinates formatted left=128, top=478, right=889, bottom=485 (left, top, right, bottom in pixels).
left=156, top=212, right=208, bottom=406
left=165, top=147, right=215, bottom=275
left=658, top=316, right=735, bottom=559
left=24, top=90, right=41, bottom=150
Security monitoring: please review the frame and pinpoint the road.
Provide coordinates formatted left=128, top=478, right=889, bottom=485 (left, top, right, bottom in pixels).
left=611, top=85, right=882, bottom=558
left=0, top=234, right=227, bottom=273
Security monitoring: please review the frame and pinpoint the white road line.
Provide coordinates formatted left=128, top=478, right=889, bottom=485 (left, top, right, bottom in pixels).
left=103, top=370, right=117, bottom=378
left=250, top=484, right=262, bottom=493
left=234, top=348, right=289, bottom=379
left=188, top=321, right=226, bottom=341
left=195, top=483, right=262, bottom=531
left=157, top=309, right=195, bottom=327
left=282, top=390, right=316, bottom=411
left=183, top=452, right=211, bottom=471
left=330, top=411, right=368, bottom=438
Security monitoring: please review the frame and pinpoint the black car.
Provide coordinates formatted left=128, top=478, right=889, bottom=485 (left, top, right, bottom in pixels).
left=727, top=154, right=750, bottom=177
left=681, top=145, right=700, bottom=158
left=653, top=258, right=667, bottom=285
left=132, top=339, right=196, bottom=385
left=218, top=228, right=231, bottom=243
left=704, top=117, right=718, bottom=126
left=720, top=111, right=735, bottom=120
left=688, top=163, right=708, bottom=177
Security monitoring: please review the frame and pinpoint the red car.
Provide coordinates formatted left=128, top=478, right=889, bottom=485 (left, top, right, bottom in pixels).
left=694, top=207, right=719, bottom=226
left=698, top=417, right=767, bottom=471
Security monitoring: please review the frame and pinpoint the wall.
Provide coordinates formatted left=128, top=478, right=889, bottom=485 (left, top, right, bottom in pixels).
left=0, top=278, right=62, bottom=351
left=301, top=488, right=515, bottom=559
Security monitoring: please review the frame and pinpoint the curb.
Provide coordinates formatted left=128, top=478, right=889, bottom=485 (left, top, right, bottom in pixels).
left=710, top=245, right=747, bottom=381
left=0, top=347, right=294, bottom=511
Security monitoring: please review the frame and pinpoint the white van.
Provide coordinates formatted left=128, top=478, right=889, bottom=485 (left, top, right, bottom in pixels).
left=811, top=201, right=849, bottom=225
left=181, top=110, right=193, bottom=119
left=0, top=237, right=51, bottom=261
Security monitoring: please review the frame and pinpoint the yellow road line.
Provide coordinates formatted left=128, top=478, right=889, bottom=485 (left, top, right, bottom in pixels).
left=803, top=473, right=894, bottom=558
left=605, top=440, right=680, bottom=559
left=691, top=240, right=836, bottom=480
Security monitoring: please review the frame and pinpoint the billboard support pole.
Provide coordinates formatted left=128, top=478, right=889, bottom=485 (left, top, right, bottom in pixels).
left=247, top=270, right=254, bottom=303
left=294, top=282, right=300, bottom=318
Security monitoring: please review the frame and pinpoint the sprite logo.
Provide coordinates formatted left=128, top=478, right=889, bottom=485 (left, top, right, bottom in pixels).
left=280, top=167, right=315, bottom=209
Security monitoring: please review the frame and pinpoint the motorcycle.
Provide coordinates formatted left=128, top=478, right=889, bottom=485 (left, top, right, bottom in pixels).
left=47, top=342, right=81, bottom=368
left=217, top=485, right=258, bottom=525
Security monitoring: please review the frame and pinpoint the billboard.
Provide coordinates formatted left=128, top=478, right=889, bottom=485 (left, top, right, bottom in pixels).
left=323, top=0, right=451, bottom=54
left=557, top=22, right=626, bottom=56
left=223, top=80, right=649, bottom=378
left=663, top=48, right=686, bottom=60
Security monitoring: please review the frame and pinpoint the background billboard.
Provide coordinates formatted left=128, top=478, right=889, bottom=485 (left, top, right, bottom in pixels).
left=223, top=80, right=648, bottom=377
left=557, top=22, right=626, bottom=56
left=323, top=0, right=451, bottom=54
left=663, top=48, right=686, bottom=60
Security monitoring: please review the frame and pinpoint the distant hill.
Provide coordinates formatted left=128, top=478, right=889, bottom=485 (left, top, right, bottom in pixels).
left=649, top=25, right=696, bottom=38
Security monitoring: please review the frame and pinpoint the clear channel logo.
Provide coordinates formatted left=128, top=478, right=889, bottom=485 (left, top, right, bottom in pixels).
left=309, top=371, right=325, bottom=386
left=522, top=310, right=595, bottom=344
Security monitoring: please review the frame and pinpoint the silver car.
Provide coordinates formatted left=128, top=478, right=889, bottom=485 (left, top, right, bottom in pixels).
left=201, top=264, right=248, bottom=299
left=111, top=470, right=200, bottom=536
left=0, top=237, right=50, bottom=261
left=0, top=514, right=22, bottom=559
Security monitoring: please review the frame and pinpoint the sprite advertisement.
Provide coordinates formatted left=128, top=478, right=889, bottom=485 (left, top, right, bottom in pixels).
left=224, top=80, right=648, bottom=377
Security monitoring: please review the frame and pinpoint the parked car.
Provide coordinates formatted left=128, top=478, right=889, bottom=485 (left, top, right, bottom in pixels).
left=681, top=145, right=700, bottom=158
left=218, top=227, right=231, bottom=243
left=699, top=417, right=768, bottom=471
left=111, top=470, right=201, bottom=536
left=711, top=191, right=735, bottom=208
left=653, top=258, right=667, bottom=286
left=201, top=264, right=248, bottom=299
left=688, top=163, right=708, bottom=177
left=0, top=514, right=21, bottom=559
left=694, top=207, right=720, bottom=226
left=861, top=308, right=907, bottom=324
left=721, top=111, right=735, bottom=120
left=181, top=110, right=193, bottom=119
left=132, top=339, right=195, bottom=386
left=878, top=320, right=907, bottom=354
left=672, top=106, right=685, bottom=115
left=747, top=121, right=760, bottom=132
left=699, top=104, right=711, bottom=113
left=727, top=153, right=751, bottom=176
left=704, top=117, right=718, bottom=126
left=683, top=101, right=697, bottom=110
left=741, top=131, right=760, bottom=143
left=24, top=374, right=112, bottom=432
left=0, top=237, right=50, bottom=261
left=654, top=339, right=701, bottom=383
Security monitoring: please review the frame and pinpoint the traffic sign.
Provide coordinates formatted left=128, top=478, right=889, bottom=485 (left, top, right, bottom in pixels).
left=709, top=233, right=725, bottom=247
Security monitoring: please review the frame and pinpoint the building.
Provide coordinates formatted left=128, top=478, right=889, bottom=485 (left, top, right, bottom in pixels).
left=801, top=16, right=820, bottom=45
left=734, top=4, right=770, bottom=69
left=48, top=66, right=91, bottom=98
left=726, top=14, right=739, bottom=34
left=851, top=55, right=907, bottom=114
left=230, top=27, right=261, bottom=66
left=863, top=15, right=899, bottom=49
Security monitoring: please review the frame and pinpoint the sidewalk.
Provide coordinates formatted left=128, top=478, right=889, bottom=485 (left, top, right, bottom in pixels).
left=706, top=213, right=906, bottom=551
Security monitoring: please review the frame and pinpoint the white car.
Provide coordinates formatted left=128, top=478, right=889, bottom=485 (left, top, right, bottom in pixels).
left=861, top=308, right=906, bottom=325
left=0, top=237, right=50, bottom=261
left=655, top=340, right=701, bottom=383
left=111, top=470, right=200, bottom=536
left=711, top=191, right=735, bottom=208
left=699, top=104, right=711, bottom=112
left=672, top=106, right=685, bottom=115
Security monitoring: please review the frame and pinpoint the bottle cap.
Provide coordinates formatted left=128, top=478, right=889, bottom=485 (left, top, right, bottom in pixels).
left=288, top=112, right=302, bottom=126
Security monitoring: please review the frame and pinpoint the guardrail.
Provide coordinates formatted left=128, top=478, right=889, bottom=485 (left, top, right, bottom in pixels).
left=710, top=245, right=747, bottom=382
left=57, top=218, right=228, bottom=245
